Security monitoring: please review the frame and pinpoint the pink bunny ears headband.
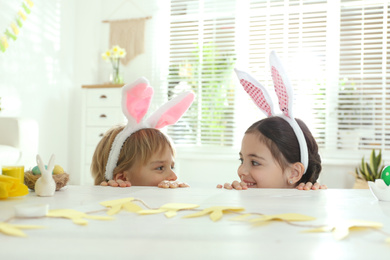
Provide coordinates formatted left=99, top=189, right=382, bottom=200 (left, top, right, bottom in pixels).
left=105, top=77, right=195, bottom=180
left=235, top=51, right=308, bottom=174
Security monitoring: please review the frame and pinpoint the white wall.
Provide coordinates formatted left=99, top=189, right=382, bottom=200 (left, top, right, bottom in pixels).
left=0, top=0, right=358, bottom=188
left=0, top=0, right=74, bottom=170
left=0, top=0, right=169, bottom=185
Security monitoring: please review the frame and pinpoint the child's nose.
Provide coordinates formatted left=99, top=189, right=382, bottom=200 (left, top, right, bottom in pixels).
left=167, top=169, right=177, bottom=181
left=238, top=164, right=248, bottom=177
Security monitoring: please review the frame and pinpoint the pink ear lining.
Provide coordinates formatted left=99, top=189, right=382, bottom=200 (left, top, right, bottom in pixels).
left=126, top=83, right=154, bottom=123
left=271, top=66, right=290, bottom=118
left=155, top=94, right=195, bottom=129
left=240, top=79, right=272, bottom=117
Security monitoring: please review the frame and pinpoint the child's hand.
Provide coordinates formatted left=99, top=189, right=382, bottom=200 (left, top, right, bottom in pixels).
left=216, top=181, right=248, bottom=190
left=100, top=180, right=132, bottom=187
left=296, top=182, right=327, bottom=190
left=157, top=180, right=190, bottom=189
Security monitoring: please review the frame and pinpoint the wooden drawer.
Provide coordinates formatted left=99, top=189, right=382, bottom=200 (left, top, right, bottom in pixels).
left=85, top=127, right=111, bottom=145
left=86, top=88, right=121, bottom=107
left=86, top=107, right=125, bottom=126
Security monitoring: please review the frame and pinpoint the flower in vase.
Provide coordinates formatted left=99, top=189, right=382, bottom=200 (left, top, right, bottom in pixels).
left=102, top=45, right=127, bottom=84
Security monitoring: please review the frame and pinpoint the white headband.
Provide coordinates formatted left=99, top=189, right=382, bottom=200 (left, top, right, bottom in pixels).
left=105, top=77, right=195, bottom=180
left=235, top=51, right=308, bottom=174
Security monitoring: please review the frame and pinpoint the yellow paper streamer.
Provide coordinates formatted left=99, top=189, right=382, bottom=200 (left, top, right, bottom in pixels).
left=304, top=219, right=383, bottom=240
left=183, top=206, right=245, bottom=222
left=229, top=213, right=253, bottom=221
left=47, top=209, right=113, bottom=225
left=100, top=197, right=143, bottom=215
left=0, top=222, right=44, bottom=237
left=138, top=203, right=200, bottom=218
left=250, top=213, right=316, bottom=223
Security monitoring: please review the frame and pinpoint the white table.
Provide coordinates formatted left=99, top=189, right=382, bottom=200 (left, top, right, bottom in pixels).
left=1, top=186, right=389, bottom=260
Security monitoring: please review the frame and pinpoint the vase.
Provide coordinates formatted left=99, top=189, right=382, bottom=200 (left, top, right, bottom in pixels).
left=110, top=68, right=124, bottom=84
left=353, top=178, right=369, bottom=189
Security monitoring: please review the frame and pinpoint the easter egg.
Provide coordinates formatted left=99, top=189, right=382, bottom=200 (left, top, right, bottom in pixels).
left=32, top=165, right=44, bottom=175
left=381, top=166, right=390, bottom=186
left=53, top=165, right=64, bottom=175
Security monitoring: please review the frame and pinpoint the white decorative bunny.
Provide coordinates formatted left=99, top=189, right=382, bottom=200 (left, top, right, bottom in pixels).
left=34, top=154, right=56, bottom=197
left=105, top=77, right=195, bottom=180
left=234, top=51, right=308, bottom=173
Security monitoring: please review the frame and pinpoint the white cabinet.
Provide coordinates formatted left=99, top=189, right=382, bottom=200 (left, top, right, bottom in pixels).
left=81, top=84, right=124, bottom=185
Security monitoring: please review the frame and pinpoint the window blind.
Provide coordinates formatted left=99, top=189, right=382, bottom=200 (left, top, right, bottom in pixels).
left=166, top=0, right=390, bottom=159
left=167, top=0, right=237, bottom=146
left=246, top=0, right=328, bottom=151
left=336, top=0, right=390, bottom=152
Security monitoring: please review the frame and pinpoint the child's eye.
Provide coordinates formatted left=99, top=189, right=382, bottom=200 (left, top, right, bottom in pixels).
left=252, top=161, right=260, bottom=166
left=239, top=158, right=243, bottom=164
left=171, top=165, right=175, bottom=170
left=156, top=166, right=164, bottom=171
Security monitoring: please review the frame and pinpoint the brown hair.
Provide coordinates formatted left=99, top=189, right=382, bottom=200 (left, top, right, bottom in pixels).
left=91, top=126, right=174, bottom=185
left=245, top=117, right=321, bottom=184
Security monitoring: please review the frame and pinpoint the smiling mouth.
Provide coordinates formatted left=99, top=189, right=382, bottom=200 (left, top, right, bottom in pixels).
left=244, top=182, right=257, bottom=188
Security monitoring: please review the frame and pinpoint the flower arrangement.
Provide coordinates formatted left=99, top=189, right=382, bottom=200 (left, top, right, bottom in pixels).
left=102, top=45, right=126, bottom=84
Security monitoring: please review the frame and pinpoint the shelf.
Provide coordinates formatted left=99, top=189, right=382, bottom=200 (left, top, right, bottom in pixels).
left=81, top=84, right=124, bottom=89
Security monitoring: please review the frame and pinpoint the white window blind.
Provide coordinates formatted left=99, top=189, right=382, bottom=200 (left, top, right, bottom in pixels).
left=166, top=0, right=390, bottom=160
left=167, top=0, right=237, bottom=146
left=336, top=0, right=390, bottom=153
left=246, top=0, right=328, bottom=150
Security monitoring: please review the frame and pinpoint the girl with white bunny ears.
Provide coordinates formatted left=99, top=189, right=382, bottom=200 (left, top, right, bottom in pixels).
left=218, top=51, right=325, bottom=190
left=91, top=77, right=195, bottom=188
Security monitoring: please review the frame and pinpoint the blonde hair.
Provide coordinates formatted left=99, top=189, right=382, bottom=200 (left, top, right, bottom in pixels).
left=91, top=126, right=174, bottom=185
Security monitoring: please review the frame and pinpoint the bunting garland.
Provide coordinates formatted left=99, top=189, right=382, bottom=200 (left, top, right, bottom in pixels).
left=0, top=0, right=34, bottom=53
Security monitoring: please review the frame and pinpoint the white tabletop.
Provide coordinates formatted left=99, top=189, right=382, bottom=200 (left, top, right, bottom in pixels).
left=1, top=186, right=389, bottom=260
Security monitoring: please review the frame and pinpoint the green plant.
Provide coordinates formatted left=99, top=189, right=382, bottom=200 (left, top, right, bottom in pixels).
left=355, top=149, right=385, bottom=181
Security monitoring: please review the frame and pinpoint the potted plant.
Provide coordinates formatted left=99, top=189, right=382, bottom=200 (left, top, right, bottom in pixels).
left=354, top=149, right=385, bottom=189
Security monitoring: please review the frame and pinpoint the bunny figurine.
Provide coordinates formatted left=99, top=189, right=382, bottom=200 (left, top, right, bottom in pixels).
left=34, top=154, right=56, bottom=197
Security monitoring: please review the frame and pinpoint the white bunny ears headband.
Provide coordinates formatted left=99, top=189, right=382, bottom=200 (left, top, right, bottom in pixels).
left=105, top=77, right=195, bottom=180
left=235, top=51, right=308, bottom=174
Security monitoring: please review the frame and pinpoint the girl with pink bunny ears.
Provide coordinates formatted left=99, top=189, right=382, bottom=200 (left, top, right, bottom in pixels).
left=91, top=77, right=195, bottom=188
left=218, top=51, right=326, bottom=190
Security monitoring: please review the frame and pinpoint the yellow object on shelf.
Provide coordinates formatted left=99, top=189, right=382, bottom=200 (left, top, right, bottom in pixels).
left=2, top=166, right=24, bottom=183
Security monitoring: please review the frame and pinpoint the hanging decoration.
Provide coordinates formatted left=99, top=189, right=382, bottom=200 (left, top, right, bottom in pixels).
left=104, top=17, right=150, bottom=65
left=0, top=0, right=34, bottom=53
